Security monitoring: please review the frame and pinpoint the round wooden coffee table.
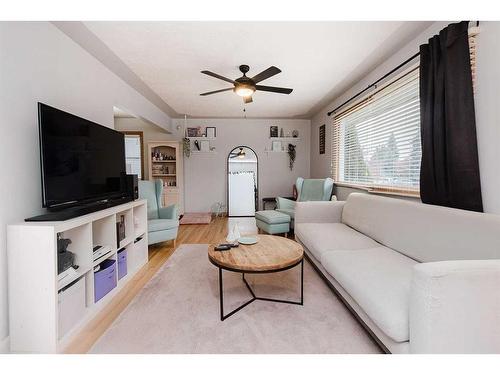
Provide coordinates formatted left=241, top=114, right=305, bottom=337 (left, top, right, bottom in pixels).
left=208, top=234, right=304, bottom=321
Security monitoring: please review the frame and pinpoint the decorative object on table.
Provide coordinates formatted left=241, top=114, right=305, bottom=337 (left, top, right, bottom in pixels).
left=319, top=124, right=325, bottom=154
left=272, top=140, right=282, bottom=152
left=280, top=127, right=284, bottom=137
left=238, top=236, right=259, bottom=245
left=187, top=127, right=199, bottom=137
left=225, top=226, right=236, bottom=243
left=292, top=129, right=299, bottom=138
left=194, top=140, right=201, bottom=151
left=287, top=143, right=296, bottom=170
left=233, top=223, right=241, bottom=240
left=270, top=125, right=278, bottom=137
left=205, top=127, right=216, bottom=138
left=183, top=137, right=190, bottom=157
left=200, top=140, right=210, bottom=152
left=57, top=235, right=75, bottom=274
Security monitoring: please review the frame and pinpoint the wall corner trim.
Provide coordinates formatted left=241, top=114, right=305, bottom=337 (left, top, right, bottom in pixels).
left=0, top=335, right=10, bottom=354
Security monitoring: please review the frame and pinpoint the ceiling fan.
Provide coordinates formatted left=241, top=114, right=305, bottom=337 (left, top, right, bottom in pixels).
left=229, top=147, right=246, bottom=159
left=200, top=65, right=293, bottom=104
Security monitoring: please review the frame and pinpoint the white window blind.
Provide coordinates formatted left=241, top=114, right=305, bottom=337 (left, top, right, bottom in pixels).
left=332, top=68, right=421, bottom=195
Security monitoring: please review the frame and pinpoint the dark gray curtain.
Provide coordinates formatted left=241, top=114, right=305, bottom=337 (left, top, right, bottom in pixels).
left=419, top=21, right=483, bottom=212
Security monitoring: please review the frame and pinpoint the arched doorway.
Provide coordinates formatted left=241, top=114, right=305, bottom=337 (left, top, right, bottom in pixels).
left=227, top=146, right=258, bottom=217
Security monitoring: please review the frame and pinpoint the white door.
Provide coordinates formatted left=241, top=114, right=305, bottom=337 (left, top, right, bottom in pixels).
left=228, top=172, right=255, bottom=216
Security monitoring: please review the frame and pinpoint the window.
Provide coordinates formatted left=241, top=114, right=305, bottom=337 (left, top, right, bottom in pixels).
left=332, top=68, right=421, bottom=195
left=123, top=132, right=144, bottom=179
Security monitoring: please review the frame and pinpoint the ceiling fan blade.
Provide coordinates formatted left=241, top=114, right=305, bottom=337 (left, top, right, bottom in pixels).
left=200, top=88, right=233, bottom=96
left=201, top=70, right=235, bottom=84
left=251, top=66, right=281, bottom=83
left=243, top=96, right=253, bottom=104
left=255, top=85, right=293, bottom=94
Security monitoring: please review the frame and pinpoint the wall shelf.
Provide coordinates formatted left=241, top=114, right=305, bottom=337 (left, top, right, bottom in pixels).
left=269, top=137, right=300, bottom=141
left=186, top=136, right=215, bottom=141
left=191, top=150, right=217, bottom=154
left=152, top=160, right=176, bottom=163
left=152, top=174, right=176, bottom=177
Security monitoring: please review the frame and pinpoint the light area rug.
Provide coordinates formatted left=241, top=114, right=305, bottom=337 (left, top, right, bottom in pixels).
left=180, top=213, right=212, bottom=225
left=90, top=244, right=382, bottom=354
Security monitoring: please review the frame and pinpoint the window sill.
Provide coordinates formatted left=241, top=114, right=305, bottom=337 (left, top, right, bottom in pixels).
left=334, top=182, right=420, bottom=199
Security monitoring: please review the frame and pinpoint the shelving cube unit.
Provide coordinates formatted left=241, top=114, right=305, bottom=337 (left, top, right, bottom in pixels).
left=7, top=199, right=148, bottom=353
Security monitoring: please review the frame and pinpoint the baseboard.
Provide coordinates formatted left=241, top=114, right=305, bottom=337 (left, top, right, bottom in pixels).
left=0, top=335, right=10, bottom=353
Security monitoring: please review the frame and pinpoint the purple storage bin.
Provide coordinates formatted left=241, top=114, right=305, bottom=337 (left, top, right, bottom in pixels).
left=94, top=259, right=117, bottom=302
left=117, top=249, right=127, bottom=280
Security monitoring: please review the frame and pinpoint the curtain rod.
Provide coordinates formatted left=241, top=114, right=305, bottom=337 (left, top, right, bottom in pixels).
left=327, top=21, right=480, bottom=117
left=327, top=52, right=420, bottom=117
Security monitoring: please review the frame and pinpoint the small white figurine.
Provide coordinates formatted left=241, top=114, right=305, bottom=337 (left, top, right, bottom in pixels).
left=226, top=226, right=236, bottom=243
left=233, top=223, right=241, bottom=240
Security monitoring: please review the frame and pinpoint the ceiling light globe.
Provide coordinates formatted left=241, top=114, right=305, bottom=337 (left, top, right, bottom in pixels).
left=234, top=85, right=255, bottom=97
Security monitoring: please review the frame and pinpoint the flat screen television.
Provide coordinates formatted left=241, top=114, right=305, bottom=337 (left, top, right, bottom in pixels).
left=38, top=103, right=127, bottom=210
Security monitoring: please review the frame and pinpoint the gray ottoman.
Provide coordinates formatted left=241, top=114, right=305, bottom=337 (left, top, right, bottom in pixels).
left=255, top=210, right=291, bottom=236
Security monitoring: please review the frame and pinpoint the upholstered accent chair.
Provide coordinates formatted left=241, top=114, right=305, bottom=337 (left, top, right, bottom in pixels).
left=139, top=180, right=179, bottom=246
left=276, top=177, right=334, bottom=227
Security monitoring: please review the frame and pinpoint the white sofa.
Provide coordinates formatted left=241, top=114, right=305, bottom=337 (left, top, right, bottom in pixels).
left=295, top=193, right=500, bottom=354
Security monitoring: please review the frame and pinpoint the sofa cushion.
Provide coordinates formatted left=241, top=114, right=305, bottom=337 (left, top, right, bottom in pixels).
left=295, top=222, right=379, bottom=262
left=322, top=247, right=417, bottom=342
left=255, top=210, right=291, bottom=224
left=342, top=193, right=500, bottom=262
left=148, top=219, right=179, bottom=232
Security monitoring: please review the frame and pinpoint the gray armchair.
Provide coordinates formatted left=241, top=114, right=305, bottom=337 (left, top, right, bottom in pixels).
left=139, top=180, right=179, bottom=246
left=276, top=177, right=334, bottom=227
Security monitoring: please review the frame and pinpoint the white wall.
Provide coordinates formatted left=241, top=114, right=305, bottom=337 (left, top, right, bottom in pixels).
left=309, top=21, right=500, bottom=211
left=474, top=22, right=500, bottom=214
left=117, top=117, right=310, bottom=212
left=0, top=22, right=172, bottom=351
left=172, top=118, right=310, bottom=213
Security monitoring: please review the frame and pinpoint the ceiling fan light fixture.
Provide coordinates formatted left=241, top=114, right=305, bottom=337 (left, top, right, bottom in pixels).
left=234, top=84, right=255, bottom=97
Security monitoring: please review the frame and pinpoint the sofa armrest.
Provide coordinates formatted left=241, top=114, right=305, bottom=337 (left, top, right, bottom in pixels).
left=410, top=260, right=500, bottom=353
left=158, top=204, right=177, bottom=220
left=276, top=197, right=295, bottom=210
left=294, top=201, right=345, bottom=224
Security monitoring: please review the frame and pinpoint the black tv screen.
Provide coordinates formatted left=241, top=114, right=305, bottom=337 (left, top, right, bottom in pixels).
left=38, top=103, right=126, bottom=209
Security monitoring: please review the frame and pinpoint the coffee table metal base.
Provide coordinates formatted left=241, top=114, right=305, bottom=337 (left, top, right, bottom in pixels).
left=217, top=259, right=304, bottom=321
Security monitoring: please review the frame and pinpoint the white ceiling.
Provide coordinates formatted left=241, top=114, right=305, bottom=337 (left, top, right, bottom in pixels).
left=85, top=21, right=432, bottom=119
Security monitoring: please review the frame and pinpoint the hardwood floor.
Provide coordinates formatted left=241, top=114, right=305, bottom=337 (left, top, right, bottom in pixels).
left=64, top=216, right=231, bottom=354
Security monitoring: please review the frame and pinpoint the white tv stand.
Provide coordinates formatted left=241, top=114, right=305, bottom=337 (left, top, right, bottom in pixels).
left=7, top=199, right=148, bottom=353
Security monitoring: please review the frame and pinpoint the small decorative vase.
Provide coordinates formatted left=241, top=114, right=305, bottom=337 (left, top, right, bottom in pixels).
left=226, top=227, right=236, bottom=243
left=233, top=223, right=241, bottom=241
